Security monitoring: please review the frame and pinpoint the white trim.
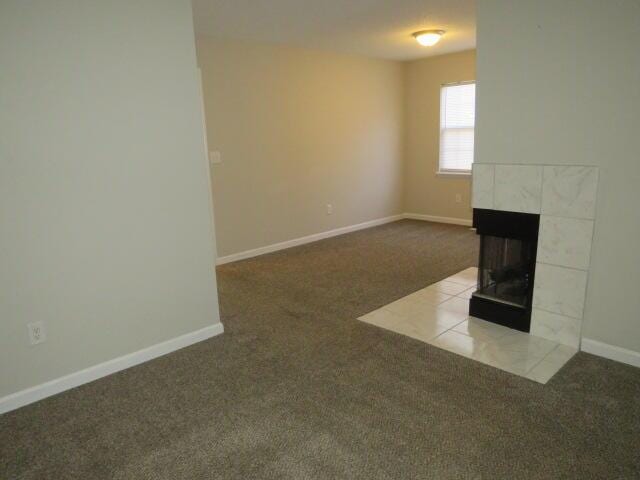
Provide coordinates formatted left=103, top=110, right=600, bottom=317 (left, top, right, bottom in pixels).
left=0, top=323, right=224, bottom=415
left=216, top=215, right=404, bottom=265
left=217, top=213, right=474, bottom=265
left=581, top=338, right=640, bottom=368
left=436, top=170, right=472, bottom=178
left=404, top=213, right=473, bottom=227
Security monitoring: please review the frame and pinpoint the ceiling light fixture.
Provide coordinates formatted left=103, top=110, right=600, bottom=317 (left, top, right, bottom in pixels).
left=413, top=30, right=445, bottom=47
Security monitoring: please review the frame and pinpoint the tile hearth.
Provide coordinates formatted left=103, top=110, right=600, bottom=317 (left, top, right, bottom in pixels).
left=358, top=267, right=578, bottom=384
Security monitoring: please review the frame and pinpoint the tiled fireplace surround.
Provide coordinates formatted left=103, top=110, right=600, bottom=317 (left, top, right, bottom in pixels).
left=358, top=164, right=599, bottom=383
left=472, top=164, right=599, bottom=349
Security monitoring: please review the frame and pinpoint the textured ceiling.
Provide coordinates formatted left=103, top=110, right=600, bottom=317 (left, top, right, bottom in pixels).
left=192, top=0, right=475, bottom=61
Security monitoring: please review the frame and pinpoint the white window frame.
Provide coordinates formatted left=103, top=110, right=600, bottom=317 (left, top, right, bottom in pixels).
left=437, top=80, right=475, bottom=176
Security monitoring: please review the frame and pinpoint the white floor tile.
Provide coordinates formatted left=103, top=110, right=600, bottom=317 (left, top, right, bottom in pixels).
left=526, top=345, right=578, bottom=384
left=525, top=361, right=560, bottom=384
left=430, top=330, right=486, bottom=359
left=425, top=280, right=469, bottom=296
left=401, top=317, right=453, bottom=342
left=358, top=308, right=405, bottom=328
left=382, top=297, right=429, bottom=317
left=409, top=305, right=468, bottom=330
left=404, top=288, right=453, bottom=306
left=359, top=306, right=452, bottom=342
left=491, top=331, right=558, bottom=358
left=360, top=308, right=419, bottom=338
left=545, top=343, right=579, bottom=364
left=359, top=267, right=576, bottom=384
left=477, top=344, right=547, bottom=376
left=453, top=317, right=515, bottom=343
left=455, top=287, right=476, bottom=300
left=445, top=270, right=478, bottom=287
left=438, top=297, right=470, bottom=316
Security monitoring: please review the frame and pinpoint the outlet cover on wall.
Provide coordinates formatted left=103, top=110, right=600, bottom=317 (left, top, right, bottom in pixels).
left=27, top=321, right=46, bottom=345
left=326, top=204, right=333, bottom=215
left=209, top=151, right=222, bottom=164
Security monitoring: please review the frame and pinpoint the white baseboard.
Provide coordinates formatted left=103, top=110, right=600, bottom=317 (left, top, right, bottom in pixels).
left=0, top=323, right=224, bottom=415
left=216, top=213, right=474, bottom=265
left=581, top=338, right=640, bottom=368
left=404, top=212, right=473, bottom=226
left=216, top=214, right=404, bottom=265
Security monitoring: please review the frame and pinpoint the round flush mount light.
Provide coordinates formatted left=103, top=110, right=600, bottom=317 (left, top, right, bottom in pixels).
left=413, top=30, right=445, bottom=47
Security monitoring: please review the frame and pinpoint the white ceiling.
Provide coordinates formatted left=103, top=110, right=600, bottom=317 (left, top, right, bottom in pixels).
left=192, top=0, right=476, bottom=61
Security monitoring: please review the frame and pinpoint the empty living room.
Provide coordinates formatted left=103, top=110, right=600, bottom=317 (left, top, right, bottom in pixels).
left=1, top=0, right=639, bottom=478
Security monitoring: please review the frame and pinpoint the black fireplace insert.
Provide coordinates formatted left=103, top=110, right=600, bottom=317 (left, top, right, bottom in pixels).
left=469, top=208, right=540, bottom=332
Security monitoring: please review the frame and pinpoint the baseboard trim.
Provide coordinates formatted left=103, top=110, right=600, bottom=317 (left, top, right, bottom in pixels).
left=581, top=338, right=640, bottom=368
left=216, top=214, right=405, bottom=265
left=0, top=323, right=224, bottom=415
left=216, top=213, right=474, bottom=265
left=404, top=212, right=473, bottom=226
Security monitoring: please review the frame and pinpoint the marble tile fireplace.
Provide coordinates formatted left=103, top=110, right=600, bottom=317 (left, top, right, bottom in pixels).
left=472, top=164, right=599, bottom=349
left=356, top=163, right=600, bottom=383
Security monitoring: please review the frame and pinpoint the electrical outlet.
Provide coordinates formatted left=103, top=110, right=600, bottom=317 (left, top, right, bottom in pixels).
left=28, top=321, right=46, bottom=346
left=326, top=204, right=333, bottom=215
left=455, top=193, right=462, bottom=204
left=209, top=151, right=222, bottom=164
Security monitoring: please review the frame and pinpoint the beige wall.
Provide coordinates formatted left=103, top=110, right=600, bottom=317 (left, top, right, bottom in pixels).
left=0, top=0, right=221, bottom=398
left=477, top=0, right=640, bottom=353
left=404, top=50, right=476, bottom=220
left=196, top=37, right=405, bottom=258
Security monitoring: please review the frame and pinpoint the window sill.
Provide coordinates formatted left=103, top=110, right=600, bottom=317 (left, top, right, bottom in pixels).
left=436, top=170, right=472, bottom=178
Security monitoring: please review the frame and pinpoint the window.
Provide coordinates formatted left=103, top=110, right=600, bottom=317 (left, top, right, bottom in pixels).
left=439, top=82, right=475, bottom=173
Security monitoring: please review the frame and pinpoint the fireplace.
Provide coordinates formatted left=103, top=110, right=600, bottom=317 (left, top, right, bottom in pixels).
left=470, top=208, right=540, bottom=332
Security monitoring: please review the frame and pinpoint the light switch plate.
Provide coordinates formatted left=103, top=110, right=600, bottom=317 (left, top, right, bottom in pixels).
left=209, top=151, right=222, bottom=164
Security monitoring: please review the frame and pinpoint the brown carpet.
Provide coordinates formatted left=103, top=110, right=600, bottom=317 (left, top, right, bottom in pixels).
left=1, top=219, right=639, bottom=479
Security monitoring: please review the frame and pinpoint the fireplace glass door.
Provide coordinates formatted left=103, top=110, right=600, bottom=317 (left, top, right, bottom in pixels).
left=476, top=235, right=536, bottom=308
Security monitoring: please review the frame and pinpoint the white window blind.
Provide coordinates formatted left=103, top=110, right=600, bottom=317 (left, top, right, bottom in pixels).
left=439, top=82, right=475, bottom=172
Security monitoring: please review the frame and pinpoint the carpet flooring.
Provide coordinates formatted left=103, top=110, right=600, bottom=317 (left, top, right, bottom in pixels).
left=1, top=220, right=639, bottom=479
